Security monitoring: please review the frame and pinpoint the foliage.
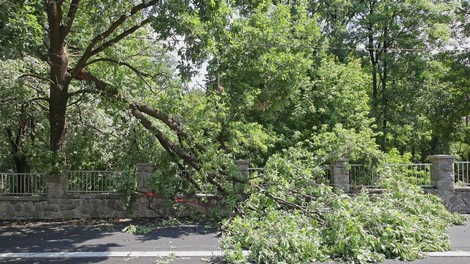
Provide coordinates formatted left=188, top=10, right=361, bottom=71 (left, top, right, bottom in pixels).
left=222, top=149, right=465, bottom=264
left=0, top=57, right=49, bottom=172
left=122, top=223, right=154, bottom=235
left=312, top=0, right=463, bottom=159
left=113, top=170, right=138, bottom=209
left=420, top=54, right=470, bottom=159
left=0, top=0, right=45, bottom=59
left=148, top=154, right=196, bottom=197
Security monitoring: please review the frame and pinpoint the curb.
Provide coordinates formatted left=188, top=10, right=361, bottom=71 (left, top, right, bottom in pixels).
left=0, top=251, right=249, bottom=258
left=428, top=251, right=470, bottom=257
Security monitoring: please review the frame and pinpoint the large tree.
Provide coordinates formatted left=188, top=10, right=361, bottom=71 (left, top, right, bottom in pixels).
left=1, top=1, right=197, bottom=169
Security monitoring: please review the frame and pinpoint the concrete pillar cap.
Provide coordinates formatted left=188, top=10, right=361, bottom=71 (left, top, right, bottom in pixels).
left=234, top=159, right=250, bottom=164
left=427, top=155, right=456, bottom=160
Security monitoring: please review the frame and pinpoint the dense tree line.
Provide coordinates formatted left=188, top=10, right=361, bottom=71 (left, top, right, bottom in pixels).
left=1, top=0, right=468, bottom=173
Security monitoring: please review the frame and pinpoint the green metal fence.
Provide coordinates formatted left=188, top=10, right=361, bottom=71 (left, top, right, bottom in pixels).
left=0, top=173, right=47, bottom=196
left=384, top=163, right=432, bottom=186
left=455, top=161, right=470, bottom=186
left=349, top=163, right=432, bottom=187
left=67, top=170, right=119, bottom=194
left=349, top=164, right=378, bottom=187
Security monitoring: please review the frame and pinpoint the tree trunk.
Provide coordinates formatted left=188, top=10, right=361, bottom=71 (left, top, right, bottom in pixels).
left=48, top=67, right=69, bottom=153
left=5, top=120, right=32, bottom=174
left=367, top=1, right=378, bottom=115
left=381, top=23, right=389, bottom=151
left=5, top=124, right=31, bottom=194
left=46, top=1, right=71, bottom=154
left=430, top=135, right=440, bottom=155
left=369, top=37, right=378, bottom=110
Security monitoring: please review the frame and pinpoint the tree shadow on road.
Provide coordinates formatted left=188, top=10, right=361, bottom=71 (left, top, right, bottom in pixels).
left=0, top=220, right=122, bottom=253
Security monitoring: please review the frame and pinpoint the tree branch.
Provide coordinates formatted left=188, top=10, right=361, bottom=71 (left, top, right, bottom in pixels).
left=71, top=0, right=158, bottom=78
left=45, top=0, right=62, bottom=43
left=18, top=74, right=54, bottom=84
left=29, top=97, right=50, bottom=103
left=70, top=68, right=219, bottom=193
left=84, top=58, right=151, bottom=77
left=5, top=127, right=18, bottom=152
left=89, top=18, right=152, bottom=57
left=253, top=184, right=325, bottom=223
left=70, top=68, right=121, bottom=99
left=132, top=102, right=185, bottom=136
left=67, top=88, right=97, bottom=98
left=61, top=0, right=80, bottom=39
left=84, top=57, right=161, bottom=95
left=130, top=107, right=201, bottom=171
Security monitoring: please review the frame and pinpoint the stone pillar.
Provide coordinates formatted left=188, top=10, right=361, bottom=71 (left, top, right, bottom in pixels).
left=330, top=160, right=350, bottom=192
left=234, top=159, right=250, bottom=178
left=137, top=163, right=155, bottom=192
left=428, top=155, right=455, bottom=192
left=44, top=166, right=68, bottom=219
left=47, top=166, right=67, bottom=199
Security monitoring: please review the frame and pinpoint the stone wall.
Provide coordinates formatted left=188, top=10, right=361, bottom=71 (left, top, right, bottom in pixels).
left=426, top=155, right=470, bottom=213
left=329, top=155, right=470, bottom=214
left=424, top=187, right=470, bottom=214
left=0, top=163, right=222, bottom=221
left=0, top=195, right=124, bottom=220
left=2, top=157, right=469, bottom=220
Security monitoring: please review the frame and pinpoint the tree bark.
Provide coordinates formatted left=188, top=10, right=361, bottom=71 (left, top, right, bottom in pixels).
left=381, top=24, right=389, bottom=150
left=46, top=0, right=71, bottom=153
left=5, top=127, right=31, bottom=174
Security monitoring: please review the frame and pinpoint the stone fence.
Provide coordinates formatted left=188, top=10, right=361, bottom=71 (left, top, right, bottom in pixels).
left=1, top=157, right=469, bottom=220
left=0, top=160, right=253, bottom=220
left=329, top=155, right=470, bottom=213
left=0, top=162, right=228, bottom=221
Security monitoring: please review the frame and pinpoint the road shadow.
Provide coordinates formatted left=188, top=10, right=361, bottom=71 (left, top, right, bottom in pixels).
left=0, top=218, right=220, bottom=256
left=0, top=220, right=122, bottom=253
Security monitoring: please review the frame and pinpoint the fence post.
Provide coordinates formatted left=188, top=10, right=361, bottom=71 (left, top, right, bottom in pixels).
left=47, top=166, right=68, bottom=199
left=428, top=155, right=455, bottom=192
left=330, top=159, right=350, bottom=192
left=234, top=159, right=250, bottom=178
left=137, top=163, right=155, bottom=192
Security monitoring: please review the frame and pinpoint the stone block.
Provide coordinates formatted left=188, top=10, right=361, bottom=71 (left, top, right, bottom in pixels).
left=461, top=191, right=470, bottom=205
left=448, top=194, right=463, bottom=206
left=22, top=202, right=33, bottom=212
left=137, top=163, right=156, bottom=173
left=43, top=203, right=60, bottom=212
left=45, top=210, right=63, bottom=219
left=330, top=160, right=350, bottom=192
left=428, top=155, right=456, bottom=191
left=234, top=159, right=250, bottom=176
left=47, top=186, right=65, bottom=199
left=436, top=180, right=455, bottom=192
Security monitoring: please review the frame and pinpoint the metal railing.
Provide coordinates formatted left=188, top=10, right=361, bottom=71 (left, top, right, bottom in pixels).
left=349, top=163, right=432, bottom=187
left=349, top=164, right=378, bottom=187
left=320, top=166, right=331, bottom=180
left=247, top=167, right=266, bottom=179
left=246, top=166, right=330, bottom=181
left=0, top=173, right=47, bottom=196
left=455, top=161, right=470, bottom=186
left=383, top=163, right=432, bottom=186
left=67, top=171, right=118, bottom=194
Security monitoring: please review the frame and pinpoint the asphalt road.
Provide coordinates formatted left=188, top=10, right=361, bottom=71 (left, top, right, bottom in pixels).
left=0, top=216, right=469, bottom=264
left=0, top=221, right=219, bottom=253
